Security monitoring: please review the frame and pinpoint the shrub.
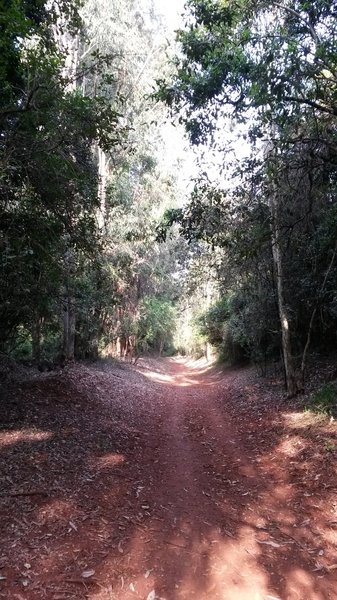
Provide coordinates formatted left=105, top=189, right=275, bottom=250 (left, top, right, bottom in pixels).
left=306, top=383, right=337, bottom=416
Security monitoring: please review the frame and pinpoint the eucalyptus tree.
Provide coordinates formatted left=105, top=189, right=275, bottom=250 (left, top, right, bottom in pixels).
left=70, top=0, right=190, bottom=358
left=158, top=0, right=337, bottom=393
left=0, top=0, right=124, bottom=359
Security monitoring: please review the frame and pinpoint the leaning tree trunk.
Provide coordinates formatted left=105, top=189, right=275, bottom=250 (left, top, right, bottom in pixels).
left=270, top=190, right=298, bottom=397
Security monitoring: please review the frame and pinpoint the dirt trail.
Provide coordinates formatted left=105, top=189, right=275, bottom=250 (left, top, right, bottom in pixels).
left=1, top=357, right=337, bottom=599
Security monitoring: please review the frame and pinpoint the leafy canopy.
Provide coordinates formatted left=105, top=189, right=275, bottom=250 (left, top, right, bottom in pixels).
left=157, top=0, right=337, bottom=143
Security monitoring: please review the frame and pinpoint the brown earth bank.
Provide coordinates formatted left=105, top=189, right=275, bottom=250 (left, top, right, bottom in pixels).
left=0, top=357, right=337, bottom=600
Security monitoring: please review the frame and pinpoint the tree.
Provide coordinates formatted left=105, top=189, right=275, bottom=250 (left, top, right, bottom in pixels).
left=157, top=0, right=337, bottom=394
left=68, top=0, right=190, bottom=360
left=0, top=0, right=124, bottom=359
left=137, top=297, right=177, bottom=355
left=158, top=0, right=337, bottom=139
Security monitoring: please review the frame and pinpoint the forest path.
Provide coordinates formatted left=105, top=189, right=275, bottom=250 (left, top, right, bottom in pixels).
left=1, top=358, right=337, bottom=599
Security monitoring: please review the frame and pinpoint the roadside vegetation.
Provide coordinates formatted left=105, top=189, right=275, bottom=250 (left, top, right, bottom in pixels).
left=2, top=0, right=337, bottom=398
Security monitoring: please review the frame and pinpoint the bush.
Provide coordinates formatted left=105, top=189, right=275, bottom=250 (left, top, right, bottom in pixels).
left=306, top=383, right=337, bottom=416
left=218, top=322, right=247, bottom=365
left=228, top=286, right=280, bottom=371
left=196, top=296, right=246, bottom=364
left=197, top=297, right=229, bottom=347
left=137, top=297, right=177, bottom=355
left=9, top=327, right=32, bottom=360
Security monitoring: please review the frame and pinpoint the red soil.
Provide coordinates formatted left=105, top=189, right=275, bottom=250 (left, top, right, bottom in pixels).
left=1, top=357, right=337, bottom=599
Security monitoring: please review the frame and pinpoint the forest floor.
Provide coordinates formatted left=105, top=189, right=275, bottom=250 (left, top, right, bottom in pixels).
left=1, top=357, right=337, bottom=600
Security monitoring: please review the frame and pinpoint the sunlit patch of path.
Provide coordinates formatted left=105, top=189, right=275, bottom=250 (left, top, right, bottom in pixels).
left=89, top=358, right=334, bottom=600
left=2, top=358, right=336, bottom=599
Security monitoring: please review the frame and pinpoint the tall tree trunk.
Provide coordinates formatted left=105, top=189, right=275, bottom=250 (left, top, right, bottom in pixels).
left=205, top=278, right=213, bottom=362
left=97, top=146, right=109, bottom=229
left=31, top=315, right=42, bottom=362
left=62, top=245, right=75, bottom=361
left=55, top=20, right=79, bottom=362
left=270, top=190, right=298, bottom=396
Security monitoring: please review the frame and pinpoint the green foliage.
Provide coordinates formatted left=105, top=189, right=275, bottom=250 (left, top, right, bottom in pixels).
left=137, top=297, right=177, bottom=355
left=156, top=0, right=337, bottom=386
left=159, top=0, right=337, bottom=143
left=197, top=298, right=229, bottom=347
left=0, top=0, right=126, bottom=357
left=10, top=327, right=33, bottom=361
left=196, top=295, right=253, bottom=364
left=306, top=384, right=337, bottom=416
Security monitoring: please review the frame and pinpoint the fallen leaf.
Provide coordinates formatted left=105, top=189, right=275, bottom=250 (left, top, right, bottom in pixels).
left=69, top=521, right=77, bottom=531
left=129, top=583, right=135, bottom=592
left=147, top=592, right=156, bottom=600
left=82, top=569, right=95, bottom=578
left=136, top=486, right=144, bottom=498
left=257, top=540, right=281, bottom=548
left=298, top=519, right=310, bottom=527
left=326, top=564, right=337, bottom=571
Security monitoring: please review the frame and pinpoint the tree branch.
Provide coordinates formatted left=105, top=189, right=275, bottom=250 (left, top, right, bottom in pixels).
left=273, top=2, right=320, bottom=44
left=284, top=95, right=337, bottom=116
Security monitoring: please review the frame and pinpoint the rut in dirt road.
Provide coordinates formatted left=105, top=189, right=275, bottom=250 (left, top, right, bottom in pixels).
left=1, top=357, right=337, bottom=600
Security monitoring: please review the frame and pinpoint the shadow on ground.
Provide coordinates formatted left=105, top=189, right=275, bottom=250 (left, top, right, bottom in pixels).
left=0, top=357, right=337, bottom=599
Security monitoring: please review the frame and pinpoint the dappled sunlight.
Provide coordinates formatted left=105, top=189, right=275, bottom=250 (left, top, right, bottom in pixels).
left=36, top=497, right=77, bottom=521
left=174, top=356, right=214, bottom=371
left=137, top=356, right=230, bottom=388
left=205, top=527, right=270, bottom=600
left=0, top=428, right=53, bottom=447
left=32, top=498, right=83, bottom=575
left=285, top=568, right=325, bottom=600
left=283, top=411, right=327, bottom=430
left=276, top=436, right=307, bottom=458
left=282, top=409, right=337, bottom=438
left=90, top=518, right=274, bottom=600
left=143, top=372, right=205, bottom=386
left=140, top=367, right=206, bottom=387
left=141, top=369, right=180, bottom=384
left=2, top=359, right=337, bottom=599
left=94, top=452, right=125, bottom=468
left=83, top=504, right=321, bottom=600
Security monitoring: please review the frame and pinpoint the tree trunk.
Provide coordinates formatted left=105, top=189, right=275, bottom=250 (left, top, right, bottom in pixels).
left=31, top=316, right=42, bottom=362
left=62, top=295, right=75, bottom=360
left=62, top=246, right=76, bottom=361
left=97, top=146, right=109, bottom=229
left=270, top=190, right=298, bottom=396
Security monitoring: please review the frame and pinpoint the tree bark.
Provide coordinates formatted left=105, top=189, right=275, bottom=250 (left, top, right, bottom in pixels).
left=97, top=146, right=110, bottom=229
left=31, top=315, right=42, bottom=362
left=62, top=295, right=75, bottom=361
left=55, top=18, right=79, bottom=362
left=62, top=246, right=76, bottom=361
left=270, top=188, right=298, bottom=396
